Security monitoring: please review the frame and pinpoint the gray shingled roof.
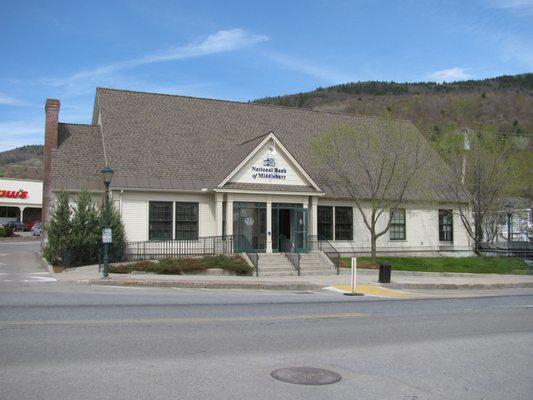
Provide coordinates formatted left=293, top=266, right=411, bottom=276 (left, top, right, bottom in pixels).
left=52, top=123, right=105, bottom=190
left=51, top=88, right=456, bottom=201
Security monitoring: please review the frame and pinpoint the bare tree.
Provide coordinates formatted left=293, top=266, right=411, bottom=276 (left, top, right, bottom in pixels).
left=310, top=120, right=433, bottom=264
left=435, top=128, right=521, bottom=253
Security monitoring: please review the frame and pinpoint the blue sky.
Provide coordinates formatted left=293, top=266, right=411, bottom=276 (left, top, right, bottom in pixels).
left=1, top=0, right=532, bottom=150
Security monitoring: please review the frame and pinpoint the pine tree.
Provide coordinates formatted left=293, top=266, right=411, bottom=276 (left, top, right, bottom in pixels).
left=43, top=191, right=72, bottom=265
left=70, top=189, right=100, bottom=266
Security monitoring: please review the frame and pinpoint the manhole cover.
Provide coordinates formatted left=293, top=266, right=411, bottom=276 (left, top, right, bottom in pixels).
left=271, top=367, right=342, bottom=385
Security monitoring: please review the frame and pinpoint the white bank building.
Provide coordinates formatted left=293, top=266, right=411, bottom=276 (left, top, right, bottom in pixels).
left=43, top=88, right=472, bottom=273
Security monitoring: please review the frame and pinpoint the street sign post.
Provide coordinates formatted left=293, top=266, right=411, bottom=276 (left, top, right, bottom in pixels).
left=102, top=228, right=112, bottom=244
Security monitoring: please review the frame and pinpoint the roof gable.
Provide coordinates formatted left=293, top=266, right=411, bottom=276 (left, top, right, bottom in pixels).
left=219, top=132, right=322, bottom=192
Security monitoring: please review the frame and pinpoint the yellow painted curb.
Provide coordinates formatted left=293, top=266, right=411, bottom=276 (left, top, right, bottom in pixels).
left=334, top=284, right=420, bottom=298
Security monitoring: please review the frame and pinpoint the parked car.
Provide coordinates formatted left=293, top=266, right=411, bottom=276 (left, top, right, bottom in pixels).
left=4, top=220, right=26, bottom=231
left=26, top=220, right=39, bottom=231
left=31, top=222, right=42, bottom=236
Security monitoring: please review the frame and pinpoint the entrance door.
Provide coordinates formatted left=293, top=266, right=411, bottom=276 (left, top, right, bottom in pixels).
left=233, top=202, right=266, bottom=252
left=272, top=203, right=308, bottom=253
left=292, top=208, right=308, bottom=252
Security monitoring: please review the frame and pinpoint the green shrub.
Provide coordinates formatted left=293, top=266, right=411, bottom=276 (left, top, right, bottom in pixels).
left=201, top=255, right=252, bottom=275
left=155, top=258, right=207, bottom=274
left=109, top=255, right=252, bottom=275
left=109, top=261, right=155, bottom=274
left=0, top=226, right=14, bottom=237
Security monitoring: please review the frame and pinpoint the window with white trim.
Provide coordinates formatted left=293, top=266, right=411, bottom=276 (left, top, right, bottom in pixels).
left=175, top=202, right=199, bottom=240
left=390, top=208, right=406, bottom=240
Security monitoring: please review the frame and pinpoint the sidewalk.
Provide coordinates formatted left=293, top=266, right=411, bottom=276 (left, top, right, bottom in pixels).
left=52, top=264, right=533, bottom=292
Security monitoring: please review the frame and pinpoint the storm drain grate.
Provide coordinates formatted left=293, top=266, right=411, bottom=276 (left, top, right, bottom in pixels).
left=271, top=367, right=342, bottom=385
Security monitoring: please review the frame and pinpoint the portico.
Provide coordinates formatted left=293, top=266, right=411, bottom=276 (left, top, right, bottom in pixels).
left=214, top=131, right=323, bottom=253
left=213, top=192, right=319, bottom=253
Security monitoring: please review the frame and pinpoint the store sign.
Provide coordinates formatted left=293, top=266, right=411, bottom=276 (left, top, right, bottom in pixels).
left=0, top=189, right=28, bottom=199
left=251, top=155, right=287, bottom=181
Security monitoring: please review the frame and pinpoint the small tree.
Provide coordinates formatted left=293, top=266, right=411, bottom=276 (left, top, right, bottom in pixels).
left=435, top=128, right=522, bottom=253
left=43, top=189, right=127, bottom=267
left=69, top=189, right=100, bottom=266
left=43, top=191, right=72, bottom=265
left=311, top=120, right=432, bottom=263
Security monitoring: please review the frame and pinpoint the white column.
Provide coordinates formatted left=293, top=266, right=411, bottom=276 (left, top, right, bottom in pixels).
left=19, top=206, right=25, bottom=222
left=215, top=193, right=224, bottom=237
left=309, top=197, right=318, bottom=237
left=332, top=206, right=336, bottom=241
left=226, top=196, right=234, bottom=237
left=172, top=201, right=176, bottom=240
left=266, top=196, right=272, bottom=253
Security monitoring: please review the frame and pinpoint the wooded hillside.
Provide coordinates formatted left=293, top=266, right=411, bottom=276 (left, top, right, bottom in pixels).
left=254, top=74, right=533, bottom=145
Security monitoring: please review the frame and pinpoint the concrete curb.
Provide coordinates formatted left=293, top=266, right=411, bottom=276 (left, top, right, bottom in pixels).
left=38, top=252, right=54, bottom=274
left=85, top=278, right=322, bottom=291
left=385, top=282, right=533, bottom=290
left=341, top=268, right=531, bottom=278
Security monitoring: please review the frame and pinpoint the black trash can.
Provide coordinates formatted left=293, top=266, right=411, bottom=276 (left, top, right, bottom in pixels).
left=378, top=262, right=391, bottom=283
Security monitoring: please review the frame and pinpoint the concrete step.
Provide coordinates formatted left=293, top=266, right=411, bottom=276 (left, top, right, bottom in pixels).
left=301, top=270, right=337, bottom=276
left=259, top=267, right=296, bottom=272
left=255, top=251, right=337, bottom=277
left=259, top=264, right=294, bottom=269
left=300, top=260, right=329, bottom=266
left=260, top=271, right=299, bottom=277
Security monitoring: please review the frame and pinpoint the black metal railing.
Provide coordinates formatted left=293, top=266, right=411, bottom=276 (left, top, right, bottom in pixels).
left=60, top=235, right=241, bottom=268
left=280, top=234, right=300, bottom=276
left=120, top=235, right=241, bottom=261
left=479, top=241, right=533, bottom=259
left=308, top=234, right=341, bottom=275
left=240, top=236, right=259, bottom=277
left=59, top=242, right=125, bottom=269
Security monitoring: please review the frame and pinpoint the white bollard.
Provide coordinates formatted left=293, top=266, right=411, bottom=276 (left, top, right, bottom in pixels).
left=351, top=257, right=357, bottom=294
left=344, top=256, right=364, bottom=296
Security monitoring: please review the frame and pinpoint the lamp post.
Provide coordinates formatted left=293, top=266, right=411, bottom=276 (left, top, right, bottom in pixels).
left=504, top=202, right=514, bottom=256
left=101, top=166, right=114, bottom=278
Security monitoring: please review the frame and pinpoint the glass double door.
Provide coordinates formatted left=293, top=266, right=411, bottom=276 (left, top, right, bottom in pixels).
left=233, top=202, right=266, bottom=252
left=233, top=202, right=308, bottom=253
left=272, top=203, right=308, bottom=253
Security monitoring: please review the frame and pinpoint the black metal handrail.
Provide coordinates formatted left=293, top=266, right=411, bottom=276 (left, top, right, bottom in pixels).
left=240, top=236, right=259, bottom=277
left=279, top=234, right=300, bottom=276
left=308, top=234, right=341, bottom=275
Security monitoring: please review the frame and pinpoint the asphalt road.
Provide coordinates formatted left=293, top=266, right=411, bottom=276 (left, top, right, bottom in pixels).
left=1, top=241, right=532, bottom=400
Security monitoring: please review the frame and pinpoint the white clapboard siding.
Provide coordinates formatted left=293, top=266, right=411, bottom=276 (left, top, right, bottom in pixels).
left=121, top=200, right=148, bottom=242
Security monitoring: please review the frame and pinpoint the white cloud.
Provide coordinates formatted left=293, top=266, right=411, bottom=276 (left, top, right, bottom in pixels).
left=266, top=52, right=354, bottom=84
left=0, top=93, right=24, bottom=106
left=429, top=67, right=471, bottom=82
left=45, top=29, right=269, bottom=89
left=488, top=0, right=533, bottom=15
left=0, top=121, right=43, bottom=149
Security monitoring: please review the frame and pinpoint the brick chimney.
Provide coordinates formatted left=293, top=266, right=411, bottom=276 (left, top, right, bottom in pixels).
left=42, top=98, right=60, bottom=241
